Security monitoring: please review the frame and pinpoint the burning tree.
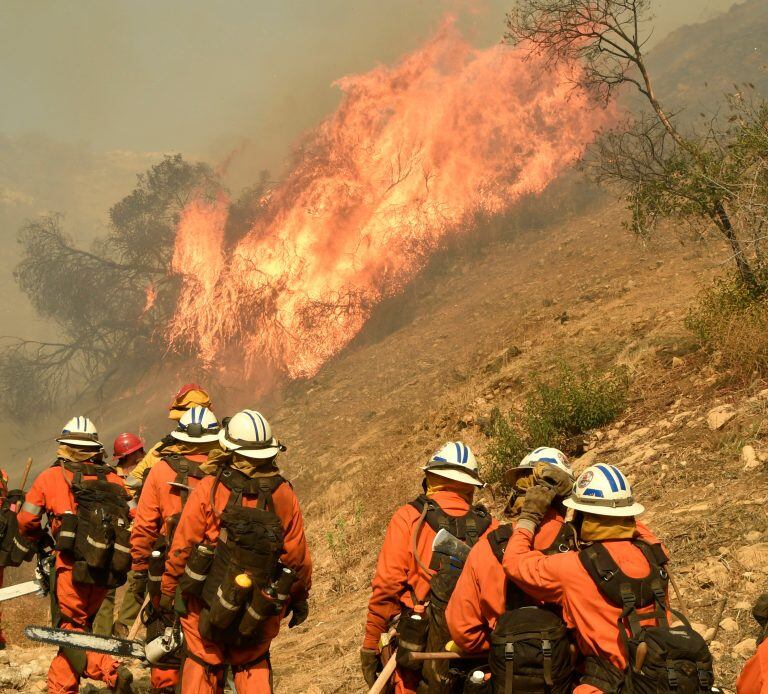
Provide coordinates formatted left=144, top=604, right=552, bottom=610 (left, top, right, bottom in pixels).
left=505, top=0, right=768, bottom=291
left=0, top=155, right=221, bottom=417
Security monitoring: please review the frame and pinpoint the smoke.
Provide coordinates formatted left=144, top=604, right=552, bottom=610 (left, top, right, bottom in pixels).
left=166, top=19, right=614, bottom=384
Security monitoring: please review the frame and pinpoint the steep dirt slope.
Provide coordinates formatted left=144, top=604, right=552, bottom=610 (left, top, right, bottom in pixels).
left=260, top=196, right=757, bottom=692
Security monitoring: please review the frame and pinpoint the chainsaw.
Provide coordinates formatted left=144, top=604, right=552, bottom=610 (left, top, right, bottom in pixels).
left=25, top=621, right=183, bottom=664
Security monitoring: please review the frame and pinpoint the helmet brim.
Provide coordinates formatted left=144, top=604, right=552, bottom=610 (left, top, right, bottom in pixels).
left=503, top=465, right=534, bottom=485
left=218, top=430, right=280, bottom=459
left=170, top=431, right=220, bottom=444
left=57, top=437, right=103, bottom=448
left=422, top=465, right=484, bottom=487
left=113, top=444, right=143, bottom=459
left=563, top=498, right=645, bottom=518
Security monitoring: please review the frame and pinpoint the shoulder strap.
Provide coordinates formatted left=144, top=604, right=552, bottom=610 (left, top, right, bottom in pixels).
left=218, top=467, right=285, bottom=512
left=579, top=540, right=669, bottom=636
left=408, top=495, right=491, bottom=545
left=487, top=524, right=512, bottom=563
left=465, top=504, right=492, bottom=546
left=487, top=524, right=531, bottom=611
left=542, top=522, right=578, bottom=556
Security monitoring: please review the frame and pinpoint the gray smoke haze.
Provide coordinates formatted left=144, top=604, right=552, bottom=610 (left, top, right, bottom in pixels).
left=0, top=0, right=746, bottom=337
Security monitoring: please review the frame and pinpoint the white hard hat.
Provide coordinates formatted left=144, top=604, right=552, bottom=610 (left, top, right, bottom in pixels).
left=507, top=447, right=574, bottom=484
left=57, top=416, right=102, bottom=448
left=218, top=409, right=282, bottom=460
left=422, top=442, right=484, bottom=487
left=563, top=464, right=645, bottom=518
left=170, top=407, right=221, bottom=443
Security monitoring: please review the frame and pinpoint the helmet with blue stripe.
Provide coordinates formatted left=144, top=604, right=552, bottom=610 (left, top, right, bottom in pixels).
left=563, top=464, right=645, bottom=517
left=58, top=416, right=102, bottom=448
left=219, top=409, right=282, bottom=460
left=171, top=406, right=220, bottom=443
left=506, top=446, right=573, bottom=485
left=422, top=441, right=484, bottom=487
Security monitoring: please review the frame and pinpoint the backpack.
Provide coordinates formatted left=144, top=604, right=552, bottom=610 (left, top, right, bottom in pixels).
left=0, top=488, right=35, bottom=568
left=407, top=495, right=492, bottom=692
left=198, top=467, right=286, bottom=646
left=146, top=454, right=208, bottom=597
left=579, top=540, right=715, bottom=694
left=487, top=523, right=577, bottom=694
left=57, top=460, right=132, bottom=588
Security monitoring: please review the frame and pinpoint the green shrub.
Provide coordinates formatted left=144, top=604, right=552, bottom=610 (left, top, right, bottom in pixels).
left=484, top=362, right=629, bottom=489
left=686, top=275, right=768, bottom=382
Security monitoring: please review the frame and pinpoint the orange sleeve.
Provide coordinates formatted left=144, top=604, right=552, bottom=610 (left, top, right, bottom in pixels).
left=503, top=528, right=567, bottom=605
left=446, top=540, right=492, bottom=654
left=275, top=484, right=312, bottom=601
left=161, top=478, right=212, bottom=598
left=363, top=507, right=415, bottom=650
left=18, top=471, right=48, bottom=541
left=737, top=638, right=768, bottom=694
left=130, top=464, right=164, bottom=572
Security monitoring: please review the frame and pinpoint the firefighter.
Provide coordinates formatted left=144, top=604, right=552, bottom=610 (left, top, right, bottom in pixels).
left=128, top=383, right=212, bottom=487
left=501, top=463, right=712, bottom=694
left=130, top=407, right=221, bottom=693
left=160, top=409, right=312, bottom=692
left=361, top=442, right=498, bottom=693
left=736, top=595, right=768, bottom=694
left=0, top=468, right=10, bottom=649
left=93, top=432, right=147, bottom=638
left=18, top=417, right=133, bottom=694
left=113, top=432, right=145, bottom=495
left=445, top=447, right=575, bottom=655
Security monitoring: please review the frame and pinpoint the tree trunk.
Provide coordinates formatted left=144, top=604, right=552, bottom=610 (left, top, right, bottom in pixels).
left=713, top=200, right=757, bottom=291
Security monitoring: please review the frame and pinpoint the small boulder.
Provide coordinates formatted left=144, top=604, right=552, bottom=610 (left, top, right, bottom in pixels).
left=745, top=531, right=763, bottom=543
left=734, top=637, right=758, bottom=659
left=694, top=560, right=730, bottom=590
left=742, top=445, right=761, bottom=472
left=671, top=356, right=684, bottom=368
left=736, top=543, right=768, bottom=572
left=719, top=616, right=738, bottom=632
left=707, top=405, right=736, bottom=431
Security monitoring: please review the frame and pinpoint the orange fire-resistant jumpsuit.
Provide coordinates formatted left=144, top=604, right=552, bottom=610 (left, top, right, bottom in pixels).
left=446, top=508, right=566, bottom=654
left=18, top=462, right=127, bottom=694
left=363, top=490, right=499, bottom=694
left=0, top=468, right=9, bottom=646
left=502, top=523, right=667, bottom=694
left=131, top=453, right=209, bottom=691
left=738, top=639, right=768, bottom=694
left=162, top=474, right=312, bottom=693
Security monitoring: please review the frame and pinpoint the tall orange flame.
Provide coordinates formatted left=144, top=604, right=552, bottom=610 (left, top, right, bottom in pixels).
left=168, top=19, right=612, bottom=381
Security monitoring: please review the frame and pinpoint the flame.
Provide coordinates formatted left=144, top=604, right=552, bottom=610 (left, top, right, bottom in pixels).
left=167, top=19, right=612, bottom=381
left=143, top=282, right=157, bottom=314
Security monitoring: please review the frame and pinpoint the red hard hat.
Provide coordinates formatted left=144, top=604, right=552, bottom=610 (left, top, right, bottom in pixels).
left=170, top=382, right=204, bottom=408
left=113, top=432, right=144, bottom=460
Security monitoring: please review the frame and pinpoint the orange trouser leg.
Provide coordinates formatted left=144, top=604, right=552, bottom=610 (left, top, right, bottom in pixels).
left=230, top=641, right=272, bottom=693
left=47, top=566, right=119, bottom=694
left=393, top=666, right=421, bottom=694
left=180, top=598, right=276, bottom=694
left=0, top=566, right=5, bottom=642
left=150, top=665, right=180, bottom=690
left=179, top=599, right=225, bottom=694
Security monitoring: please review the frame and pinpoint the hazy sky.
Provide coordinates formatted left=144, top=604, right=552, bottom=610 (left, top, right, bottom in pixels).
left=0, top=0, right=742, bottom=177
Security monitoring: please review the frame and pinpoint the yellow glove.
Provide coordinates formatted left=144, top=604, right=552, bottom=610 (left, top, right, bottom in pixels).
left=445, top=640, right=464, bottom=654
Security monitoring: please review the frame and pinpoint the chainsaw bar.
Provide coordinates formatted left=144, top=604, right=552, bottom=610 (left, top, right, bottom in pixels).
left=0, top=580, right=44, bottom=603
left=24, top=625, right=146, bottom=660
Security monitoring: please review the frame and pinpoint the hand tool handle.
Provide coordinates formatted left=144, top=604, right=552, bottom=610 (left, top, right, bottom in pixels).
left=128, top=593, right=152, bottom=641
left=368, top=652, right=397, bottom=694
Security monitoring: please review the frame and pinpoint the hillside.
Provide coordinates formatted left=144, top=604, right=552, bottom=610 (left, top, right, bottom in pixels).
left=649, top=0, right=768, bottom=118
